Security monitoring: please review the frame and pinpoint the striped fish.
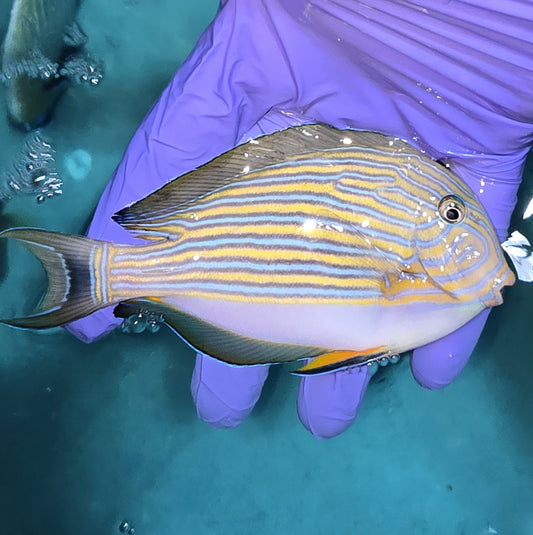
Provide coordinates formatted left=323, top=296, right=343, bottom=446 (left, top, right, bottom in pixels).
left=0, top=124, right=515, bottom=374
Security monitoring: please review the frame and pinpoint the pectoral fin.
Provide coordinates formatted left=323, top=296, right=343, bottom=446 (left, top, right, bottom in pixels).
left=380, top=257, right=459, bottom=301
left=294, top=347, right=388, bottom=375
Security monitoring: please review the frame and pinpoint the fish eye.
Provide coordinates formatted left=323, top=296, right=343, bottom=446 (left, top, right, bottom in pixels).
left=438, top=195, right=465, bottom=224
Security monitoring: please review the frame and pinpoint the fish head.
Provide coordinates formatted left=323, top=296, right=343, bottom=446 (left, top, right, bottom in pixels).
left=412, top=167, right=515, bottom=307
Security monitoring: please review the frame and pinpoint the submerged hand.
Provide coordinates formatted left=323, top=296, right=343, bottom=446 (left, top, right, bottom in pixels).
left=67, top=0, right=533, bottom=438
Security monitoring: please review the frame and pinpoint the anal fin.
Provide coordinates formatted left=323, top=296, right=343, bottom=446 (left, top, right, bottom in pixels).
left=294, top=347, right=388, bottom=375
left=114, top=298, right=326, bottom=367
left=115, top=300, right=389, bottom=375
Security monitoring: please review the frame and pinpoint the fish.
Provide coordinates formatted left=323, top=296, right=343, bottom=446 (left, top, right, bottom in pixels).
left=2, top=0, right=80, bottom=129
left=0, top=124, right=515, bottom=374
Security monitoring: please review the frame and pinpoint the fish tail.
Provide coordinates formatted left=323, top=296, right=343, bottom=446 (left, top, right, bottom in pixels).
left=1, top=227, right=109, bottom=328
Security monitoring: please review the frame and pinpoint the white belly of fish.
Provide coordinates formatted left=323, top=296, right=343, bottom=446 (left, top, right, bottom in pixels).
left=166, top=296, right=484, bottom=353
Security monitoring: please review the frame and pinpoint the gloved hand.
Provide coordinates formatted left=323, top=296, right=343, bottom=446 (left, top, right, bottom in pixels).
left=67, top=0, right=533, bottom=438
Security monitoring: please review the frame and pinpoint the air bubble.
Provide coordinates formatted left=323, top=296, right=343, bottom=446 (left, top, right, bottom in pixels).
left=367, top=361, right=378, bottom=375
left=389, top=354, right=400, bottom=365
left=127, top=314, right=146, bottom=334
left=146, top=319, right=161, bottom=333
left=0, top=132, right=61, bottom=203
left=121, top=310, right=165, bottom=335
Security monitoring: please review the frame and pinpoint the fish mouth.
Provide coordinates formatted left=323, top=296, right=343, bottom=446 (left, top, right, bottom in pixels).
left=482, top=269, right=516, bottom=307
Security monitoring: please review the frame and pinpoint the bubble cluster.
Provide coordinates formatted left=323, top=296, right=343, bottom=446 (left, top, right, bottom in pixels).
left=121, top=310, right=165, bottom=335
left=0, top=132, right=62, bottom=203
left=366, top=353, right=401, bottom=376
left=60, top=54, right=103, bottom=86
left=0, top=47, right=103, bottom=86
left=0, top=48, right=58, bottom=82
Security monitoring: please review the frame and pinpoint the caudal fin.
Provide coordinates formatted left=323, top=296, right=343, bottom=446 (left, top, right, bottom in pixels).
left=1, top=227, right=107, bottom=328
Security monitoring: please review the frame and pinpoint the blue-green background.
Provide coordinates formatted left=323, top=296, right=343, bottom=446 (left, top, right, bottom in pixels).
left=0, top=1, right=532, bottom=534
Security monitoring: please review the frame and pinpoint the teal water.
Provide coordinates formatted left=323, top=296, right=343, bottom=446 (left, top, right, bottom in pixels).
left=1, top=1, right=532, bottom=534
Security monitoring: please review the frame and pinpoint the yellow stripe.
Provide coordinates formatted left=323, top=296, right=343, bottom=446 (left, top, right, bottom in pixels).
left=147, top=209, right=414, bottom=249
left=232, top=161, right=404, bottom=179
left=108, top=246, right=397, bottom=270
left=170, top=180, right=415, bottom=213
left=105, top=245, right=115, bottom=302
left=182, top=222, right=402, bottom=243
left=105, top=284, right=455, bottom=306
left=92, top=245, right=103, bottom=302
left=183, top=195, right=413, bottom=222
left=143, top=288, right=457, bottom=305
left=107, top=271, right=381, bottom=287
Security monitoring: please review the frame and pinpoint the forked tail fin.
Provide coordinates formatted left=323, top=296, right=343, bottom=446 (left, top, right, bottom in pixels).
left=0, top=227, right=108, bottom=328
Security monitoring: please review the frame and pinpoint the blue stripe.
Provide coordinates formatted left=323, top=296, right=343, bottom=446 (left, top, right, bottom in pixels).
left=110, top=260, right=376, bottom=277
left=89, top=247, right=97, bottom=303
left=131, top=194, right=414, bottom=239
left=110, top=280, right=383, bottom=298
left=112, top=235, right=410, bottom=263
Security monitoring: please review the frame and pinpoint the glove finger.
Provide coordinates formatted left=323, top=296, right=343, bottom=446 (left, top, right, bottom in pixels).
left=410, top=308, right=491, bottom=390
left=191, top=353, right=269, bottom=429
left=297, top=366, right=371, bottom=439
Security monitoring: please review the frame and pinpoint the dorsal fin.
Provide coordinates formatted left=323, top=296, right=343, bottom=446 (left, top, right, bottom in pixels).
left=112, top=124, right=391, bottom=240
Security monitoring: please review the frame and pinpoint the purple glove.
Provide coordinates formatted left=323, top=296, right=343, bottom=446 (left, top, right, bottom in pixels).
left=67, top=0, right=533, bottom=438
